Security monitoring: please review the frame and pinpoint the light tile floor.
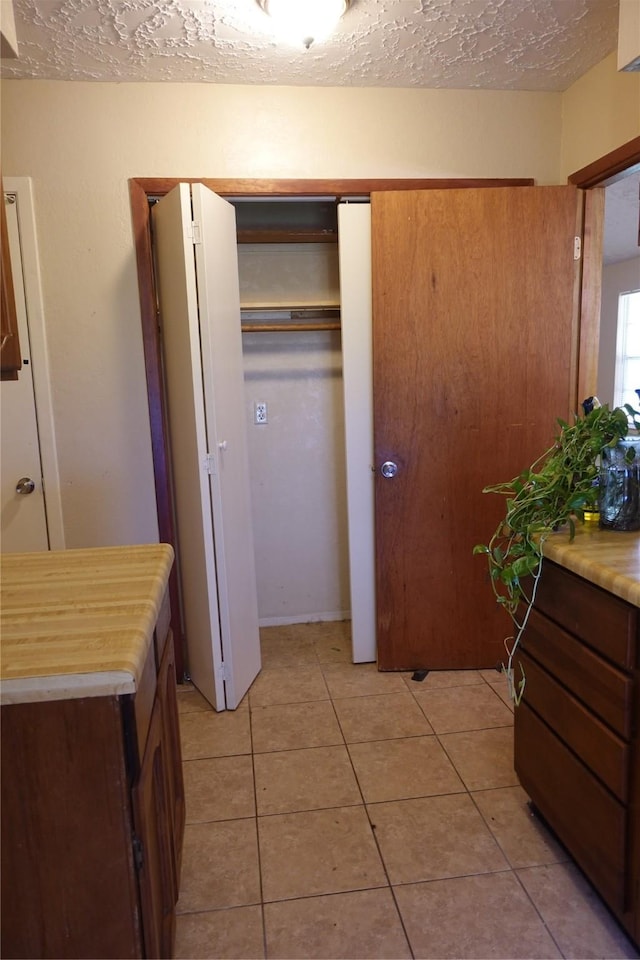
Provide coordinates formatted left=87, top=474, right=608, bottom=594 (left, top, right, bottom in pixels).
left=174, top=621, right=639, bottom=960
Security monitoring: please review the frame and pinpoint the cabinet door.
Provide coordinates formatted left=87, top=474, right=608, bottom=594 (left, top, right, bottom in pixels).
left=158, top=629, right=185, bottom=897
left=515, top=700, right=626, bottom=915
left=132, top=699, right=175, bottom=959
left=1, top=697, right=140, bottom=959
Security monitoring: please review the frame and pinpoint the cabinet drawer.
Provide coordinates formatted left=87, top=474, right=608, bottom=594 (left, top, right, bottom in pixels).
left=517, top=650, right=629, bottom=801
left=535, top=561, right=636, bottom=669
left=522, top=608, right=632, bottom=738
left=514, top=701, right=626, bottom=916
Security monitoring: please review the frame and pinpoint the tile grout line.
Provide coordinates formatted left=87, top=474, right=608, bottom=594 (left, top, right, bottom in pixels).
left=463, top=781, right=562, bottom=950
left=313, top=644, right=416, bottom=953
left=247, top=693, right=269, bottom=959
left=405, top=668, right=547, bottom=951
left=323, top=654, right=417, bottom=960
left=261, top=639, right=380, bottom=955
left=510, top=866, right=568, bottom=959
left=424, top=678, right=567, bottom=959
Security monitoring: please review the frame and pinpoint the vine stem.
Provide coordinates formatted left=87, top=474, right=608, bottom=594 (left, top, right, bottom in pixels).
left=502, top=538, right=546, bottom=704
left=476, top=405, right=638, bottom=702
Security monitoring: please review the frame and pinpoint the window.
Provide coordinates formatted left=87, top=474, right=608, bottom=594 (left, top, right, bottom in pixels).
left=614, top=289, right=640, bottom=413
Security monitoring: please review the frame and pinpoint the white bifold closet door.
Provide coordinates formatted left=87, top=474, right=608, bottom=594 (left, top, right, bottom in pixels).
left=338, top=202, right=376, bottom=663
left=152, top=183, right=261, bottom=711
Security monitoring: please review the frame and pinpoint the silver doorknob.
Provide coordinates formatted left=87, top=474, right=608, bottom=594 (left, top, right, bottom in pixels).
left=16, top=477, right=35, bottom=495
left=380, top=461, right=398, bottom=479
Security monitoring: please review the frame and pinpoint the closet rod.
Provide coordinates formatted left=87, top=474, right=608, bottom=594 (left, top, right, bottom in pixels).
left=241, top=321, right=341, bottom=333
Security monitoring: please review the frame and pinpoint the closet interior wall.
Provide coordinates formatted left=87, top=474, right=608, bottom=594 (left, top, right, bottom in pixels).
left=235, top=200, right=351, bottom=627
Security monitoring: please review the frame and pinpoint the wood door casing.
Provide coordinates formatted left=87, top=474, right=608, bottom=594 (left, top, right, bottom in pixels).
left=372, top=186, right=582, bottom=670
left=1, top=184, right=21, bottom=380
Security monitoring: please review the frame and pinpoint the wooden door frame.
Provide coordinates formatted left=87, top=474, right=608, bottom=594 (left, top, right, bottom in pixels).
left=132, top=172, right=602, bottom=679
left=569, top=136, right=640, bottom=403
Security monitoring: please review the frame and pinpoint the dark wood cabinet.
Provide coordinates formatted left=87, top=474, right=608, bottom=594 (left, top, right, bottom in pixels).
left=133, top=695, right=176, bottom=959
left=132, top=614, right=186, bottom=956
left=515, top=560, right=640, bottom=947
left=157, top=624, right=186, bottom=897
left=0, top=590, right=185, bottom=959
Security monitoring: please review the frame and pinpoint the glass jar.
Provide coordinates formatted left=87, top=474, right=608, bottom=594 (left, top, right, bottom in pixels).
left=599, top=453, right=640, bottom=531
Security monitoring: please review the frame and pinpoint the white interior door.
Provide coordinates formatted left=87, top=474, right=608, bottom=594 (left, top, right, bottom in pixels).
left=1, top=194, right=49, bottom=553
left=338, top=202, right=376, bottom=663
left=152, top=183, right=261, bottom=711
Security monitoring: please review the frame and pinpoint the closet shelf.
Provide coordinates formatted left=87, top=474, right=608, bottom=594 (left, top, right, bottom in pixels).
left=241, top=322, right=340, bottom=333
left=237, top=229, right=337, bottom=244
left=241, top=303, right=341, bottom=334
left=240, top=301, right=340, bottom=312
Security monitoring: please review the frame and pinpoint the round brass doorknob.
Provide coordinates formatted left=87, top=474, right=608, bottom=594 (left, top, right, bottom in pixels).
left=16, top=477, right=36, bottom=495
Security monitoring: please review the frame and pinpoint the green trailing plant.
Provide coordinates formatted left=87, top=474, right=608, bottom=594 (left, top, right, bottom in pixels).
left=474, top=402, right=639, bottom=704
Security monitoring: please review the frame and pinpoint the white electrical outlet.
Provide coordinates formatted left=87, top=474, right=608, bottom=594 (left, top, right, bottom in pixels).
left=254, top=401, right=268, bottom=424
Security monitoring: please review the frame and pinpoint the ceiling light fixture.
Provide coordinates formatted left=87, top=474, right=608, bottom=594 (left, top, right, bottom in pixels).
left=257, top=0, right=351, bottom=50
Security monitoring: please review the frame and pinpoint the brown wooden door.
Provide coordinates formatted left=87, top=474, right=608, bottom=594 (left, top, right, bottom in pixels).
left=372, top=186, right=581, bottom=671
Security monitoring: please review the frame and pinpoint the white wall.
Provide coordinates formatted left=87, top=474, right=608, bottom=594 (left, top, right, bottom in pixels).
left=598, top=256, right=640, bottom=407
left=238, top=240, right=349, bottom=623
left=243, top=330, right=349, bottom=623
left=0, top=79, right=565, bottom=548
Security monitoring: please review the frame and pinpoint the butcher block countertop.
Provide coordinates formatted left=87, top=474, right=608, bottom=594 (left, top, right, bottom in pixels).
left=542, top=524, right=640, bottom=607
left=0, top=544, right=174, bottom=705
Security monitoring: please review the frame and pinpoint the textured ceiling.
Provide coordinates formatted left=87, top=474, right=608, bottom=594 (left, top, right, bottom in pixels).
left=2, top=0, right=636, bottom=264
left=1, top=0, right=619, bottom=91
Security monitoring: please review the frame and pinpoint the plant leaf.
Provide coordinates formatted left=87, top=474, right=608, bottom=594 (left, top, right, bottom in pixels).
left=473, top=401, right=640, bottom=705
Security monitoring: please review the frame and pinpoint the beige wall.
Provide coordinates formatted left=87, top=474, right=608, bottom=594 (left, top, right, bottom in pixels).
left=243, top=329, right=350, bottom=622
left=560, top=51, right=640, bottom=179
left=598, top=256, right=640, bottom=407
left=1, top=80, right=564, bottom=549
left=239, top=241, right=349, bottom=623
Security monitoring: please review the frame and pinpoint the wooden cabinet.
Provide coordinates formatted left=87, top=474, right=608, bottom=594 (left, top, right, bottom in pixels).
left=0, top=590, right=185, bottom=959
left=515, top=561, right=640, bottom=947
